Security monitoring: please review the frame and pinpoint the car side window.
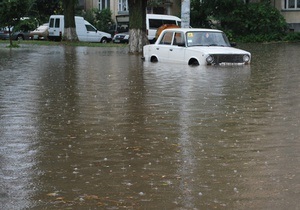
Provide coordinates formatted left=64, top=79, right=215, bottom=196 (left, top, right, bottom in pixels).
left=172, top=32, right=185, bottom=46
left=159, top=31, right=173, bottom=45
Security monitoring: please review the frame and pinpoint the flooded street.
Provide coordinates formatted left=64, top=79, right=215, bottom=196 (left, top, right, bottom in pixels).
left=0, top=42, right=299, bottom=210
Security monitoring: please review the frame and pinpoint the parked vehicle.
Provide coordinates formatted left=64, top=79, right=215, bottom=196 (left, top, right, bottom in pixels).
left=147, top=14, right=181, bottom=43
left=0, top=27, right=13, bottom=40
left=48, top=15, right=111, bottom=43
left=113, top=14, right=181, bottom=44
left=143, top=28, right=251, bottom=66
left=0, top=18, right=37, bottom=40
left=113, top=31, right=129, bottom=43
left=0, top=26, right=33, bottom=40
left=29, top=23, right=49, bottom=40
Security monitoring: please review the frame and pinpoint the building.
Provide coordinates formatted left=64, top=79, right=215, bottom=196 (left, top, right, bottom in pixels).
left=80, top=0, right=300, bottom=32
left=80, top=0, right=181, bottom=21
left=273, top=0, right=300, bottom=31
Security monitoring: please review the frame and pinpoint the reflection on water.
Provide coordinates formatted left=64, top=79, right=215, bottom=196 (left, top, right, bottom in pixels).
left=0, top=43, right=299, bottom=210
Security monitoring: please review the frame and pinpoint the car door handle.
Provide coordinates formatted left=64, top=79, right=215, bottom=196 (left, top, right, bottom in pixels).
left=156, top=48, right=159, bottom=50
left=170, top=49, right=173, bottom=51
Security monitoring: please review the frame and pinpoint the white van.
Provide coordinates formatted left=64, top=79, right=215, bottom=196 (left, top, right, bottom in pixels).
left=113, top=14, right=181, bottom=43
left=48, top=15, right=111, bottom=43
left=146, top=14, right=181, bottom=43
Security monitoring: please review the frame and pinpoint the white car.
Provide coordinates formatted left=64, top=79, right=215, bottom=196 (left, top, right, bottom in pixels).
left=29, top=23, right=49, bottom=40
left=143, top=28, right=251, bottom=66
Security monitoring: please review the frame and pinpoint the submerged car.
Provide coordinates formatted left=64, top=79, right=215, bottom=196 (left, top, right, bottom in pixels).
left=143, top=28, right=251, bottom=66
left=29, top=23, right=49, bottom=40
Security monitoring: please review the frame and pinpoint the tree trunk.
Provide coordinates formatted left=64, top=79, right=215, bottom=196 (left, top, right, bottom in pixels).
left=128, top=0, right=149, bottom=54
left=63, top=0, right=78, bottom=41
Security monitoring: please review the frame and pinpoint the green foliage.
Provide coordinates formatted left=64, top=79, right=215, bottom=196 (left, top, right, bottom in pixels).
left=283, top=32, right=300, bottom=42
left=6, top=42, right=20, bottom=48
left=81, top=8, right=114, bottom=33
left=0, top=0, right=31, bottom=27
left=13, top=18, right=37, bottom=32
left=94, top=9, right=113, bottom=32
left=29, top=0, right=62, bottom=24
left=190, top=0, right=288, bottom=42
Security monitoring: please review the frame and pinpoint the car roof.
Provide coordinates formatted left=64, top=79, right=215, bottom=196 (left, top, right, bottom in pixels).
left=163, top=28, right=223, bottom=33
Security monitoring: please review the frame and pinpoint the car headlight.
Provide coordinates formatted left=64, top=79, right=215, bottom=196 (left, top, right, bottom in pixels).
left=206, top=55, right=214, bottom=65
left=243, top=54, right=250, bottom=63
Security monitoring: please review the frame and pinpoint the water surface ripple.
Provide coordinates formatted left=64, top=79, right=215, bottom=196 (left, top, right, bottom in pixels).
left=0, top=43, right=299, bottom=210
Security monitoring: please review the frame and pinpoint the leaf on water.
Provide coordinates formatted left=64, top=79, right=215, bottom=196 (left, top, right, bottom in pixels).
left=47, top=192, right=59, bottom=197
left=84, top=194, right=100, bottom=200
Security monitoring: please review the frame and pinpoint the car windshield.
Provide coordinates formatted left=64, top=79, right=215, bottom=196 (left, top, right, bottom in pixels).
left=186, top=31, right=231, bottom=47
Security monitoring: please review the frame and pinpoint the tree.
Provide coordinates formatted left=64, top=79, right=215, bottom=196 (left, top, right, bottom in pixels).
left=82, top=8, right=114, bottom=33
left=29, top=0, right=62, bottom=23
left=62, top=0, right=78, bottom=41
left=0, top=0, right=31, bottom=47
left=190, top=0, right=287, bottom=42
left=128, top=0, right=149, bottom=54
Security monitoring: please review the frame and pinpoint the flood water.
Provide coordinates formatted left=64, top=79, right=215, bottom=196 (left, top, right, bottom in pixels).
left=0, top=42, right=299, bottom=210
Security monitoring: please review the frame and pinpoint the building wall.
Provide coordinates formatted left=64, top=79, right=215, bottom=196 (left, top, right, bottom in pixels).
left=83, top=0, right=181, bottom=22
left=274, top=0, right=300, bottom=31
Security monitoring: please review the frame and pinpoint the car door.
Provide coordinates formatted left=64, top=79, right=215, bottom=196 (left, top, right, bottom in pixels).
left=168, top=32, right=186, bottom=63
left=85, top=24, right=99, bottom=42
left=155, top=31, right=174, bottom=62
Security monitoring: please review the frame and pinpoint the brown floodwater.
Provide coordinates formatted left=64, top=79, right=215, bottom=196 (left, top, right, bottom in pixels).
left=0, top=42, right=299, bottom=210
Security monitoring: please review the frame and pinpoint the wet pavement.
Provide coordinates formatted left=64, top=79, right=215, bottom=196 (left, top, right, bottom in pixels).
left=0, top=42, right=299, bottom=209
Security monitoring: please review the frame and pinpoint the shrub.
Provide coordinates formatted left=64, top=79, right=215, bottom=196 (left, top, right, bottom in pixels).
left=191, top=0, right=288, bottom=42
left=81, top=8, right=114, bottom=33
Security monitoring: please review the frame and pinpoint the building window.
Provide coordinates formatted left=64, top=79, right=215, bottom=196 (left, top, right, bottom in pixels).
left=118, top=0, right=128, bottom=12
left=99, top=0, right=110, bottom=10
left=284, top=0, right=300, bottom=9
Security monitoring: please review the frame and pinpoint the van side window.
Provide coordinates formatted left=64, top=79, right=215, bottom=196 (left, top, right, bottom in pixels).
left=86, top=25, right=97, bottom=32
left=159, top=31, right=173, bottom=45
left=49, top=18, right=54, bottom=27
left=149, top=19, right=163, bottom=29
left=54, top=19, right=60, bottom=28
left=163, top=20, right=176, bottom=25
left=149, top=19, right=179, bottom=29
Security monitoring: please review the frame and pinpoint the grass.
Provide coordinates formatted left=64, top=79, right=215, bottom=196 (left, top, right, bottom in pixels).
left=0, top=39, right=128, bottom=48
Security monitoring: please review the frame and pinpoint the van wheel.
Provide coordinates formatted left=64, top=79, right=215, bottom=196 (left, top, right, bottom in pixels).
left=101, top=38, right=108, bottom=43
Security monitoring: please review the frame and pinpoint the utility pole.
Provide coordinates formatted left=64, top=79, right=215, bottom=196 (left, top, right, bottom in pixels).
left=181, top=0, right=190, bottom=28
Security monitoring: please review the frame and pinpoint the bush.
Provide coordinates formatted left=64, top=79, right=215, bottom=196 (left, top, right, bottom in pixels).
left=81, top=8, right=114, bottom=33
left=191, top=0, right=288, bottom=42
left=13, top=18, right=37, bottom=32
left=283, top=32, right=300, bottom=42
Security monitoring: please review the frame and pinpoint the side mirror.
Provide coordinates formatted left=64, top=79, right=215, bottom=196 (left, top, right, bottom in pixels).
left=230, top=42, right=237, bottom=47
